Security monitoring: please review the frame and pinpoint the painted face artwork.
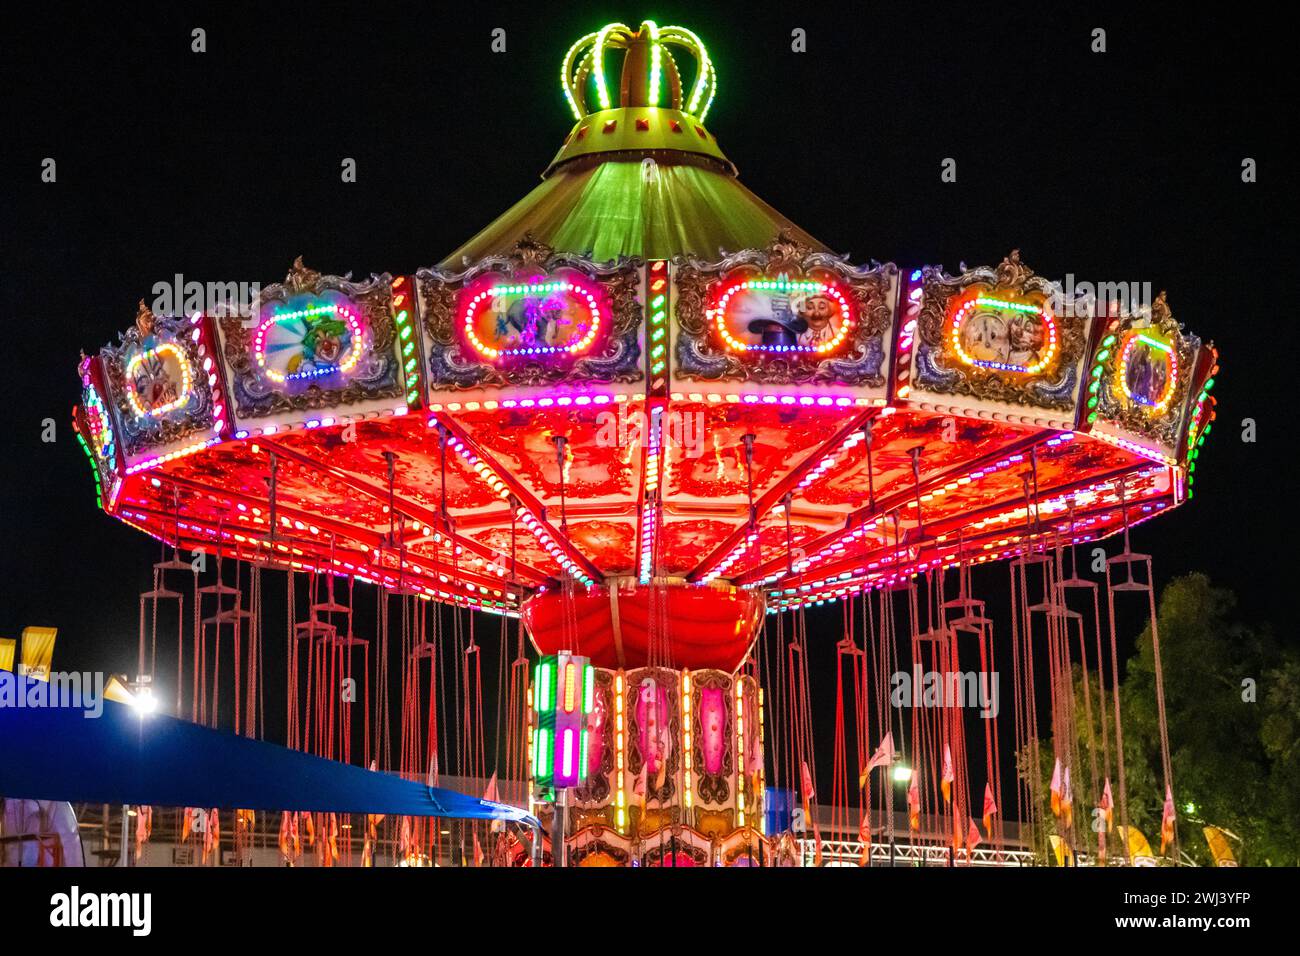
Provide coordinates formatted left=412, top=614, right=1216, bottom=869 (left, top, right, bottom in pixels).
left=1007, top=313, right=1047, bottom=366
left=492, top=294, right=582, bottom=348
left=1124, top=339, right=1171, bottom=406
left=254, top=300, right=365, bottom=385
left=462, top=278, right=604, bottom=359
left=950, top=296, right=1057, bottom=374
left=289, top=314, right=351, bottom=376
left=737, top=290, right=806, bottom=346
left=795, top=293, right=839, bottom=346
left=139, top=360, right=179, bottom=407
left=125, top=342, right=190, bottom=418
left=959, top=310, right=1009, bottom=363
left=962, top=310, right=1048, bottom=367
left=713, top=278, right=852, bottom=353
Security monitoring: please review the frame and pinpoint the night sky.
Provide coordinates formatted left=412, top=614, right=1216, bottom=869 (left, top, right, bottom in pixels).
left=1, top=4, right=1290, bottom=792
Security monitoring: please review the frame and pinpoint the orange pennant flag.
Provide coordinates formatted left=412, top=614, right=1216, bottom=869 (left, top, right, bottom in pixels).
left=398, top=816, right=412, bottom=860
left=320, top=813, right=340, bottom=867
left=1160, top=785, right=1177, bottom=855
left=941, top=744, right=954, bottom=803
left=1050, top=757, right=1063, bottom=817
left=362, top=814, right=381, bottom=868
left=982, top=782, right=997, bottom=834
left=203, top=809, right=220, bottom=864
left=859, top=732, right=895, bottom=789
left=135, top=805, right=153, bottom=859
left=1062, top=765, right=1074, bottom=830
left=907, top=770, right=920, bottom=831
left=483, top=771, right=504, bottom=833
left=278, top=812, right=294, bottom=861
left=800, top=760, right=816, bottom=815
left=1099, top=777, right=1114, bottom=831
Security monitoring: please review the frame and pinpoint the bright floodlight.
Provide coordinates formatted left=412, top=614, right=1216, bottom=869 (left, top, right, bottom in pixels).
left=130, top=687, right=158, bottom=717
left=892, top=763, right=912, bottom=783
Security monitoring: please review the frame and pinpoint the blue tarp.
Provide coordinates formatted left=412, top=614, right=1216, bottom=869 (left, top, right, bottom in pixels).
left=0, top=675, right=536, bottom=826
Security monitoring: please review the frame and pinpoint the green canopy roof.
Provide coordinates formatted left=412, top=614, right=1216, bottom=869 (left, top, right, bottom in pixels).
left=441, top=155, right=826, bottom=267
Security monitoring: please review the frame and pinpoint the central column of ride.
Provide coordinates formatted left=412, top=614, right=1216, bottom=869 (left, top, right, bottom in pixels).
left=522, top=580, right=768, bottom=866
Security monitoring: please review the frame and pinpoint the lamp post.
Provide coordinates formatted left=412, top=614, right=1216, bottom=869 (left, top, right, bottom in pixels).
left=120, top=675, right=158, bottom=867
left=530, top=651, right=593, bottom=868
left=885, top=760, right=910, bottom=866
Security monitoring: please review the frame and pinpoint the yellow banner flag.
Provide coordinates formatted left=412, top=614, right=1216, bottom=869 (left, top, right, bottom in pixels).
left=1203, top=826, right=1238, bottom=867
left=19, top=627, right=57, bottom=681
left=0, top=637, right=15, bottom=672
left=1116, top=825, right=1157, bottom=866
left=104, top=675, right=135, bottom=704
left=1048, top=834, right=1075, bottom=867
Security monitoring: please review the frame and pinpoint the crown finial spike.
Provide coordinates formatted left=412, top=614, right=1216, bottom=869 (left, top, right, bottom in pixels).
left=562, top=21, right=716, bottom=122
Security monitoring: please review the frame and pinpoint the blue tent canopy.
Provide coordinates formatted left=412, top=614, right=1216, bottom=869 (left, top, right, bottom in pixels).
left=0, top=674, right=536, bottom=827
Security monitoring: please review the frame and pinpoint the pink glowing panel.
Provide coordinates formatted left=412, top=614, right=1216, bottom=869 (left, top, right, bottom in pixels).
left=636, top=678, right=672, bottom=775
left=586, top=685, right=607, bottom=775
left=651, top=851, right=697, bottom=867
left=700, top=687, right=727, bottom=775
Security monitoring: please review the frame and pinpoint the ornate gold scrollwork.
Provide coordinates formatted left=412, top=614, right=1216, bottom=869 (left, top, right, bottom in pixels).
left=219, top=259, right=402, bottom=419
left=914, top=250, right=1086, bottom=410
left=674, top=230, right=896, bottom=385
left=418, top=234, right=644, bottom=389
left=1094, top=290, right=1199, bottom=447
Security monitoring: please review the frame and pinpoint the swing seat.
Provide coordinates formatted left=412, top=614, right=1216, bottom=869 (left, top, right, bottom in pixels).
left=310, top=599, right=351, bottom=614
left=198, top=582, right=240, bottom=596
left=139, top=587, right=184, bottom=600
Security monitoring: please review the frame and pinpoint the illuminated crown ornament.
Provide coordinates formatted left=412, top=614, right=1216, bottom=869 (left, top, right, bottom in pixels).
left=562, top=21, right=715, bottom=119
left=548, top=21, right=730, bottom=175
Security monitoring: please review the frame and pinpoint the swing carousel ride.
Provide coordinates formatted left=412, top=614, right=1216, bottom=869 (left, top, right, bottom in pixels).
left=71, top=21, right=1218, bottom=867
